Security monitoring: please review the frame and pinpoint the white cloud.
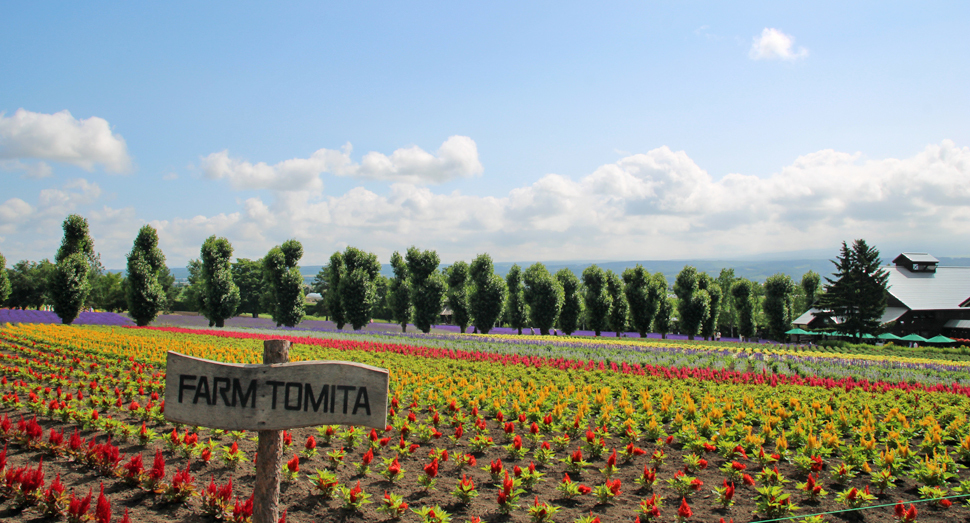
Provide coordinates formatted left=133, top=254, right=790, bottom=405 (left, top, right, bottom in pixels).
left=163, top=172, right=179, bottom=181
left=0, top=109, right=132, bottom=173
left=3, top=141, right=970, bottom=268
left=200, top=135, right=483, bottom=191
left=0, top=160, right=53, bottom=179
left=749, top=28, right=808, bottom=61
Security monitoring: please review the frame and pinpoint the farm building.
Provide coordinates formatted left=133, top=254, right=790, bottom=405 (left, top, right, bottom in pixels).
left=793, top=253, right=970, bottom=338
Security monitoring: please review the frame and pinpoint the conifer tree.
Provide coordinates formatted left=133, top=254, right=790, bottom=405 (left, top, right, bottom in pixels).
left=817, top=239, right=888, bottom=338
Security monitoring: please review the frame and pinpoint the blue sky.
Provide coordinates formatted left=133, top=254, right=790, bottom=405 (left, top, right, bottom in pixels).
left=2, top=1, right=969, bottom=269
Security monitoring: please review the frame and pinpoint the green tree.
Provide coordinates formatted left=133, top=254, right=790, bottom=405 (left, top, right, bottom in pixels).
left=126, top=225, right=166, bottom=326
left=0, top=252, right=10, bottom=307
left=264, top=240, right=306, bottom=327
left=674, top=266, right=710, bottom=340
left=326, top=252, right=346, bottom=329
left=7, top=260, right=50, bottom=309
left=91, top=272, right=127, bottom=312
left=799, top=270, right=821, bottom=314
left=523, top=263, right=563, bottom=336
left=158, top=265, right=178, bottom=313
left=652, top=272, right=673, bottom=339
left=50, top=214, right=97, bottom=325
left=446, top=261, right=471, bottom=333
left=199, top=235, right=240, bottom=327
left=388, top=251, right=411, bottom=332
left=339, top=246, right=381, bottom=330
left=373, top=275, right=391, bottom=321
left=175, top=259, right=205, bottom=312
left=233, top=258, right=265, bottom=318
left=623, top=265, right=654, bottom=338
left=731, top=279, right=756, bottom=340
left=817, top=239, right=888, bottom=339
left=407, top=247, right=447, bottom=333
left=716, top=268, right=737, bottom=337
left=698, top=275, right=722, bottom=340
left=555, top=268, right=582, bottom=335
left=581, top=265, right=611, bottom=336
left=469, top=253, right=507, bottom=334
left=605, top=270, right=628, bottom=336
left=505, top=264, right=528, bottom=334
left=763, top=273, right=796, bottom=341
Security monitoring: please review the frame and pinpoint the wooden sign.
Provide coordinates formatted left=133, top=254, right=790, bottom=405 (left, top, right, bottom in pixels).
left=164, top=351, right=389, bottom=431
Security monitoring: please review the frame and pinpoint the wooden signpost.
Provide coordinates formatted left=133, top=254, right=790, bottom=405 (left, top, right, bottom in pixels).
left=164, top=340, right=389, bottom=523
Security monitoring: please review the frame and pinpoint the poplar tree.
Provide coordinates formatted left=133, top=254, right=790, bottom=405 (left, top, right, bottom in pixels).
left=407, top=247, right=446, bottom=333
left=582, top=265, right=611, bottom=336
left=388, top=251, right=411, bottom=332
left=523, top=262, right=563, bottom=336
left=326, top=252, right=346, bottom=329
left=623, top=265, right=655, bottom=338
left=651, top=272, right=672, bottom=338
left=199, top=235, right=240, bottom=327
left=699, top=274, right=722, bottom=340
left=731, top=279, right=756, bottom=340
left=264, top=239, right=306, bottom=327
left=606, top=270, right=628, bottom=336
left=233, top=258, right=265, bottom=318
left=469, top=253, right=506, bottom=334
left=800, top=270, right=821, bottom=313
left=0, top=252, right=9, bottom=307
left=674, top=265, right=710, bottom=340
left=125, top=225, right=166, bottom=326
left=505, top=264, right=528, bottom=334
left=50, top=214, right=96, bottom=325
left=763, top=273, right=796, bottom=341
left=446, top=261, right=471, bottom=333
left=555, top=268, right=582, bottom=335
left=339, top=246, right=381, bottom=330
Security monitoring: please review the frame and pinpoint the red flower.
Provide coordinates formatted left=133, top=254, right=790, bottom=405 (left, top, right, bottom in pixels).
left=361, top=448, right=374, bottom=466
left=606, top=449, right=617, bottom=467
left=607, top=478, right=621, bottom=495
left=286, top=455, right=299, bottom=473
left=940, top=498, right=953, bottom=508
left=731, top=461, right=746, bottom=471
left=742, top=474, right=755, bottom=486
left=698, top=458, right=708, bottom=469
left=387, top=457, right=401, bottom=476
left=305, top=436, right=316, bottom=450
left=490, top=459, right=503, bottom=474
left=578, top=484, right=592, bottom=495
left=423, top=458, right=439, bottom=478
left=678, top=498, right=692, bottom=518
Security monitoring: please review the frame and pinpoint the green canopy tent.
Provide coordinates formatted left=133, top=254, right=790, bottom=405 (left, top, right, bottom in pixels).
left=785, top=328, right=813, bottom=335
left=926, top=335, right=954, bottom=344
left=877, top=333, right=902, bottom=340
left=900, top=333, right=928, bottom=343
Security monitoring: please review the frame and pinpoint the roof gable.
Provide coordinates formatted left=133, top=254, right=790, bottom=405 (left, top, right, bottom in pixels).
left=886, top=266, right=970, bottom=310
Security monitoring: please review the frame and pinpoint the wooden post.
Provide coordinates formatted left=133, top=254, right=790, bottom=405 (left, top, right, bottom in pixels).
left=253, top=339, right=289, bottom=523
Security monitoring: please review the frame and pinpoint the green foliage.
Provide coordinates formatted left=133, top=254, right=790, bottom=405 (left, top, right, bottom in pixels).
left=200, top=235, right=240, bottom=327
left=50, top=253, right=90, bottom=325
left=407, top=247, right=446, bottom=333
left=388, top=251, right=411, bottom=332
left=175, top=259, right=205, bottom=312
left=91, top=272, right=127, bottom=312
left=731, top=279, right=755, bottom=338
left=605, top=270, right=628, bottom=336
left=338, top=246, right=381, bottom=330
left=126, top=225, right=166, bottom=326
left=674, top=266, right=709, bottom=339
left=505, top=264, right=528, bottom=334
left=469, top=253, right=506, bottom=334
left=818, top=240, right=889, bottom=337
left=157, top=265, right=177, bottom=313
left=326, top=252, right=345, bottom=329
left=623, top=265, right=654, bottom=338
left=651, top=273, right=672, bottom=338
left=699, top=275, right=721, bottom=340
left=523, top=263, right=563, bottom=335
left=0, top=252, right=10, bottom=306
left=800, top=270, right=821, bottom=313
left=555, top=268, right=582, bottom=335
left=264, top=240, right=306, bottom=328
left=716, top=268, right=737, bottom=335
left=51, top=214, right=96, bottom=325
left=582, top=265, right=611, bottom=336
left=763, top=273, right=796, bottom=340
left=232, top=258, right=265, bottom=318
left=6, top=259, right=54, bottom=310
left=446, top=261, right=471, bottom=333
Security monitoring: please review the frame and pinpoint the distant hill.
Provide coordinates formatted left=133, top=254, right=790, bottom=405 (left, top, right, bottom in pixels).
left=155, top=256, right=970, bottom=286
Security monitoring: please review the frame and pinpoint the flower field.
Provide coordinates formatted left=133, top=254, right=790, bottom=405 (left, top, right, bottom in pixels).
left=0, top=324, right=969, bottom=522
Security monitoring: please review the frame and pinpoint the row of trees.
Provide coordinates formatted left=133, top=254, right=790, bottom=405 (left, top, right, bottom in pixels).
left=1, top=214, right=880, bottom=340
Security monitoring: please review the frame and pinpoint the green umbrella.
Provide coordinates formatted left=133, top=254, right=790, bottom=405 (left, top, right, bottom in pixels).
left=785, top=328, right=812, bottom=335
left=860, top=333, right=876, bottom=339
left=900, top=333, right=928, bottom=342
left=926, top=335, right=954, bottom=343
left=877, top=333, right=901, bottom=340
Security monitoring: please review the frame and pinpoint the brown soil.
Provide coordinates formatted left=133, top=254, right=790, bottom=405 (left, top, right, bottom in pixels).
left=0, top=404, right=966, bottom=523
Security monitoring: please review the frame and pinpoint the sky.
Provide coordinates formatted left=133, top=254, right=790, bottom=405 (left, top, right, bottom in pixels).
left=2, top=1, right=969, bottom=270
